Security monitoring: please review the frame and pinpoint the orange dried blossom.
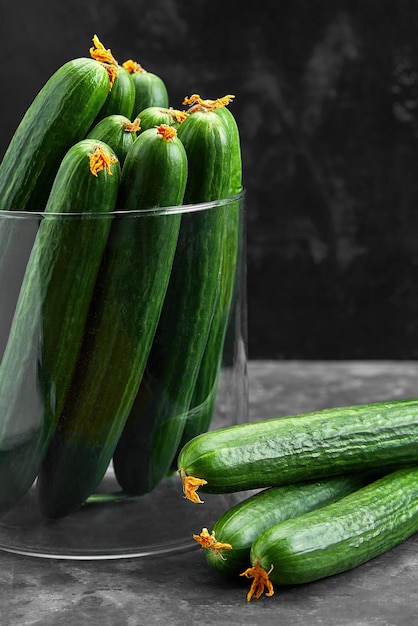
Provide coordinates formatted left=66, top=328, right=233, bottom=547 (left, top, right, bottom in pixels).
left=89, top=144, right=118, bottom=177
left=180, top=468, right=207, bottom=503
left=193, top=528, right=233, bottom=558
left=240, top=559, right=275, bottom=602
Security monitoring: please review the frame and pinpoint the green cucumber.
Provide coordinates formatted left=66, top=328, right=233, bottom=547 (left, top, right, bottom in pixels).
left=247, top=467, right=418, bottom=593
left=37, top=125, right=187, bottom=518
left=0, top=56, right=111, bottom=361
left=0, top=139, right=120, bottom=513
left=113, top=106, right=236, bottom=495
left=122, top=59, right=169, bottom=116
left=178, top=398, right=418, bottom=501
left=175, top=99, right=244, bottom=454
left=86, top=114, right=140, bottom=164
left=137, top=106, right=188, bottom=131
left=92, top=64, right=135, bottom=124
left=200, top=474, right=376, bottom=577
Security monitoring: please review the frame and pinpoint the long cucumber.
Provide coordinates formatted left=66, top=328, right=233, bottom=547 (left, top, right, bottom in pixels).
left=178, top=398, right=418, bottom=502
left=196, top=473, right=376, bottom=577
left=0, top=54, right=112, bottom=362
left=37, top=125, right=187, bottom=518
left=112, top=101, right=237, bottom=495
left=244, top=467, right=418, bottom=598
left=175, top=97, right=244, bottom=454
left=0, top=139, right=120, bottom=512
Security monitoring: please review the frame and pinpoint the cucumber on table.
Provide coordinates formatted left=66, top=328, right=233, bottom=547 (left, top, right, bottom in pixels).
left=196, top=474, right=376, bottom=577
left=0, top=139, right=120, bottom=513
left=243, top=467, right=418, bottom=599
left=37, top=125, right=187, bottom=518
left=112, top=99, right=238, bottom=496
left=178, top=398, right=418, bottom=502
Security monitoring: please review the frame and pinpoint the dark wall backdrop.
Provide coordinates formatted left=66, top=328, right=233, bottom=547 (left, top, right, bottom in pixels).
left=1, top=0, right=418, bottom=359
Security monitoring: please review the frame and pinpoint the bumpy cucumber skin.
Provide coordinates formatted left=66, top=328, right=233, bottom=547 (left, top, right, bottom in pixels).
left=112, top=111, right=236, bottom=495
left=92, top=65, right=135, bottom=125
left=137, top=106, right=186, bottom=131
left=0, top=57, right=110, bottom=362
left=131, top=72, right=169, bottom=117
left=205, top=474, right=376, bottom=576
left=251, top=467, right=418, bottom=585
left=178, top=398, right=418, bottom=494
left=0, top=58, right=110, bottom=213
left=86, top=114, right=138, bottom=164
left=0, top=139, right=120, bottom=513
left=176, top=106, right=244, bottom=453
left=37, top=128, right=187, bottom=518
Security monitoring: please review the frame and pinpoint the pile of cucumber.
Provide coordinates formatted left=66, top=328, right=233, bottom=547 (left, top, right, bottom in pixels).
left=0, top=36, right=242, bottom=518
left=179, top=399, right=418, bottom=599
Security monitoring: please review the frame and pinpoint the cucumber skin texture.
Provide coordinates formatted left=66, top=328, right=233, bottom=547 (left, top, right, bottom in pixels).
left=37, top=128, right=187, bottom=518
left=0, top=57, right=110, bottom=213
left=112, top=111, right=236, bottom=495
left=0, top=139, right=120, bottom=513
left=205, top=474, right=376, bottom=576
left=251, top=467, right=418, bottom=585
left=178, top=398, right=418, bottom=494
left=93, top=65, right=135, bottom=124
left=131, top=72, right=169, bottom=118
left=86, top=114, right=138, bottom=164
left=177, top=106, right=243, bottom=452
left=0, top=58, right=110, bottom=362
left=137, top=106, right=185, bottom=131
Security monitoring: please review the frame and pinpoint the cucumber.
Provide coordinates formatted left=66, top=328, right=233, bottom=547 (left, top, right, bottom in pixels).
left=92, top=64, right=135, bottom=124
left=86, top=114, right=140, bottom=164
left=0, top=139, right=120, bottom=513
left=0, top=56, right=111, bottom=213
left=199, top=474, right=376, bottom=577
left=178, top=398, right=418, bottom=501
left=37, top=125, right=187, bottom=518
left=0, top=55, right=111, bottom=361
left=175, top=99, right=244, bottom=454
left=246, top=467, right=418, bottom=597
left=137, top=106, right=188, bottom=131
left=113, top=105, right=237, bottom=495
left=122, top=59, right=169, bottom=116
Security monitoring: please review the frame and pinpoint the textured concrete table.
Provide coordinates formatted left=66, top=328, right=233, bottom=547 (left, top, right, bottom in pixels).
left=1, top=361, right=418, bottom=626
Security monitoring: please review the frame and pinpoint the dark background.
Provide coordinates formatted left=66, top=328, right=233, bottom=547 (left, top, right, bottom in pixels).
left=1, top=0, right=418, bottom=360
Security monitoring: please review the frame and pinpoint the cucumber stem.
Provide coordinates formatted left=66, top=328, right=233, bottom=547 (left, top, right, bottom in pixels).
left=240, top=559, right=275, bottom=602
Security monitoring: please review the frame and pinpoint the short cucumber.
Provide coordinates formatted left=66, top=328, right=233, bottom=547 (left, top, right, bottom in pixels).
left=86, top=114, right=140, bottom=164
left=199, top=473, right=376, bottom=577
left=0, top=139, right=120, bottom=513
left=113, top=105, right=238, bottom=495
left=37, top=125, right=187, bottom=518
left=246, top=467, right=418, bottom=595
left=178, top=398, right=418, bottom=501
left=122, top=59, right=169, bottom=116
left=137, top=106, right=188, bottom=132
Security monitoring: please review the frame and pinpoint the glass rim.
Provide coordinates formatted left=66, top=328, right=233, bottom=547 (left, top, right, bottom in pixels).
left=0, top=189, right=245, bottom=220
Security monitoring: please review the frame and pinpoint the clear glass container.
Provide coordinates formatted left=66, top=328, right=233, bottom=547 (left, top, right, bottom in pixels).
left=0, top=191, right=248, bottom=559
